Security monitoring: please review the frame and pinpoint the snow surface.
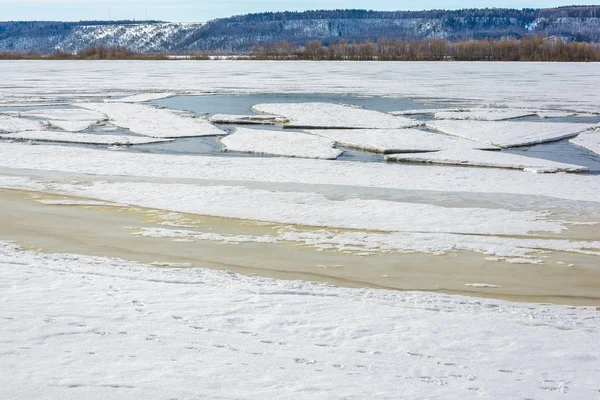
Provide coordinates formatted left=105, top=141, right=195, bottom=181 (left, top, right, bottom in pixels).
left=106, top=92, right=175, bottom=103
left=1, top=131, right=171, bottom=145
left=221, top=128, right=342, bottom=160
left=307, top=128, right=497, bottom=153
left=427, top=120, right=596, bottom=148
left=209, top=114, right=280, bottom=125
left=570, top=132, right=600, bottom=155
left=78, top=103, right=225, bottom=138
left=0, top=115, right=44, bottom=133
left=0, top=142, right=599, bottom=203
left=434, top=109, right=536, bottom=121
left=252, top=103, right=421, bottom=129
left=1, top=241, right=599, bottom=399
left=385, top=148, right=588, bottom=173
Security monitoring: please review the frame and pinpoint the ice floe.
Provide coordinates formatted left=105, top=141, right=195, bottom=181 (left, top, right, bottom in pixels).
left=252, top=102, right=421, bottom=129
left=221, top=128, right=342, bottom=160
left=78, top=103, right=225, bottom=138
left=434, top=109, right=536, bottom=121
left=15, top=108, right=108, bottom=121
left=427, top=120, right=595, bottom=148
left=307, top=128, right=497, bottom=153
left=385, top=148, right=588, bottom=173
left=570, top=131, right=600, bottom=155
left=1, top=241, right=598, bottom=398
left=0, top=131, right=171, bottom=145
left=209, top=114, right=282, bottom=125
left=106, top=92, right=175, bottom=103
left=0, top=115, right=44, bottom=133
left=0, top=142, right=599, bottom=203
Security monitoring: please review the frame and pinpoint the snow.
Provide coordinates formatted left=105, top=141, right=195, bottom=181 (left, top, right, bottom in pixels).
left=1, top=241, right=599, bottom=399
left=537, top=110, right=577, bottom=119
left=427, top=120, right=596, bottom=148
left=209, top=114, right=281, bottom=125
left=434, top=109, right=536, bottom=121
left=221, top=128, right=342, bottom=160
left=77, top=103, right=225, bottom=138
left=570, top=132, right=600, bottom=155
left=252, top=103, right=421, bottom=129
left=0, top=131, right=171, bottom=146
left=307, top=128, right=497, bottom=153
left=385, top=148, right=588, bottom=173
left=0, top=142, right=599, bottom=203
left=0, top=115, right=44, bottom=133
left=389, top=108, right=467, bottom=116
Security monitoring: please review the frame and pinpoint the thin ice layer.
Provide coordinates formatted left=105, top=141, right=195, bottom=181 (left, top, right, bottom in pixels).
left=434, top=109, right=536, bottom=121
left=1, top=131, right=171, bottom=145
left=252, top=102, right=421, bottom=129
left=427, top=120, right=595, bottom=148
left=0, top=115, right=44, bottom=133
left=221, top=128, right=343, bottom=159
left=308, top=128, right=496, bottom=153
left=78, top=102, right=225, bottom=138
left=385, top=148, right=588, bottom=173
left=570, top=131, right=600, bottom=155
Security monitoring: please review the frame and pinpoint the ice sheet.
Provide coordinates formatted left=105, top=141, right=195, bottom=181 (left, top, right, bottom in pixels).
left=308, top=128, right=496, bottom=153
left=78, top=103, right=225, bottom=138
left=0, top=142, right=598, bottom=203
left=1, top=131, right=171, bottom=145
left=221, top=128, right=342, bottom=160
left=569, top=131, right=600, bottom=155
left=252, top=103, right=421, bottom=129
left=385, top=148, right=589, bottom=173
left=16, top=108, right=107, bottom=121
left=427, top=120, right=595, bottom=148
left=0, top=115, right=44, bottom=133
left=1, top=241, right=598, bottom=399
left=434, top=109, right=536, bottom=121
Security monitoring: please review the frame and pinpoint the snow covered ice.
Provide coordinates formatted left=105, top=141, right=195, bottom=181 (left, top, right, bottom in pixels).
left=209, top=114, right=282, bottom=125
left=78, top=102, right=225, bottom=138
left=252, top=102, right=421, bottom=129
left=221, top=128, right=342, bottom=159
left=385, top=148, right=589, bottom=173
left=427, top=120, right=596, bottom=148
left=0, top=115, right=44, bottom=133
left=570, top=131, right=600, bottom=155
left=308, top=128, right=497, bottom=153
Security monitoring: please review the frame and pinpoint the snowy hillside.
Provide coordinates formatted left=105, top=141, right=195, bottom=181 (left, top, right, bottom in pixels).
left=0, top=7, right=599, bottom=54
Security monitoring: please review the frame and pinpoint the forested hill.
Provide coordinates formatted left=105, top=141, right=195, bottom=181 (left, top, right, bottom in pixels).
left=1, top=6, right=599, bottom=54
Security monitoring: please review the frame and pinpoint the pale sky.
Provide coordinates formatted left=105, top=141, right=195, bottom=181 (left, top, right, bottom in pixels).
left=0, top=0, right=577, bottom=22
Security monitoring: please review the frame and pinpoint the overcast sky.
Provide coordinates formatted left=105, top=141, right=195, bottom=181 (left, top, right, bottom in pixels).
left=0, top=0, right=576, bottom=22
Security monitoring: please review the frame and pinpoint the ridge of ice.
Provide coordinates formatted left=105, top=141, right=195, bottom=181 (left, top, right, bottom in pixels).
left=1, top=131, right=172, bottom=145
left=209, top=114, right=282, bottom=125
left=434, top=109, right=536, bottom=121
left=106, top=92, right=175, bottom=103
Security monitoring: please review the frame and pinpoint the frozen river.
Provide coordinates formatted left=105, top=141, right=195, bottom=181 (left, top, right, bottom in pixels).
left=0, top=61, right=599, bottom=399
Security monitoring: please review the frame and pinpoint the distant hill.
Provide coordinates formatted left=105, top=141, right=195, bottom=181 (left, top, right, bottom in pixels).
left=1, top=6, right=599, bottom=54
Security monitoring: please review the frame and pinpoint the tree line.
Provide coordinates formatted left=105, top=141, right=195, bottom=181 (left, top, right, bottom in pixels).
left=250, top=36, right=600, bottom=61
left=0, top=46, right=169, bottom=60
